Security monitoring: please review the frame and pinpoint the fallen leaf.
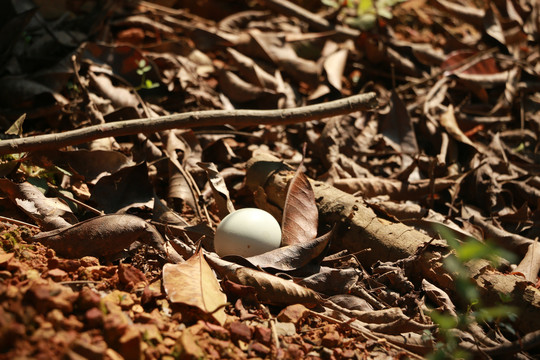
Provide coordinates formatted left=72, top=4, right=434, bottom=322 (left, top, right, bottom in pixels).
left=31, top=214, right=178, bottom=261
left=324, top=48, right=348, bottom=91
left=90, top=162, right=154, bottom=213
left=242, top=227, right=334, bottom=272
left=31, top=149, right=134, bottom=183
left=5, top=113, right=25, bottom=136
left=380, top=90, right=419, bottom=174
left=440, top=105, right=477, bottom=149
left=422, top=279, right=457, bottom=316
left=163, top=250, right=228, bottom=325
left=0, top=179, right=76, bottom=230
left=281, top=160, right=318, bottom=246
left=298, top=266, right=359, bottom=295
left=206, top=254, right=320, bottom=305
left=333, top=176, right=455, bottom=200
left=198, top=162, right=235, bottom=218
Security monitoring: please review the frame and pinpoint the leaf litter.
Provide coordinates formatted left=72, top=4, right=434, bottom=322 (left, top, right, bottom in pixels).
left=1, top=0, right=540, bottom=359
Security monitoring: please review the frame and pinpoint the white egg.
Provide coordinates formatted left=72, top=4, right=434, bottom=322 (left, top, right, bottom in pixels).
left=214, top=208, right=281, bottom=257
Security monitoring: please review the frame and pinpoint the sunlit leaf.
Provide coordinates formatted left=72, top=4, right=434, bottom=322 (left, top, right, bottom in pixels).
left=163, top=250, right=228, bottom=325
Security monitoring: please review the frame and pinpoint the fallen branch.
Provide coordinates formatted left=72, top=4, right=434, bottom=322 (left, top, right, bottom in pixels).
left=0, top=93, right=376, bottom=156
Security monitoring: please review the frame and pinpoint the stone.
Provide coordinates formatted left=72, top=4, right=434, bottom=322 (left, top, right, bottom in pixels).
left=229, top=320, right=252, bottom=342
left=276, top=304, right=309, bottom=324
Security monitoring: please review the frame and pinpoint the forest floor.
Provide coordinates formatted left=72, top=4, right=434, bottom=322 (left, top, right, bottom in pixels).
left=1, top=0, right=540, bottom=359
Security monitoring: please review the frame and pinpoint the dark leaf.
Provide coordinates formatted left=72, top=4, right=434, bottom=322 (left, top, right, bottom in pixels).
left=281, top=162, right=318, bottom=246
left=90, top=162, right=154, bottom=213
left=243, top=227, right=334, bottom=272
left=206, top=254, right=320, bottom=305
left=31, top=214, right=179, bottom=261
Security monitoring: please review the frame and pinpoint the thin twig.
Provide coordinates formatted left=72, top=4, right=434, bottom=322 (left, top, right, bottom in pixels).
left=0, top=216, right=40, bottom=229
left=46, top=184, right=103, bottom=216
left=0, top=93, right=377, bottom=156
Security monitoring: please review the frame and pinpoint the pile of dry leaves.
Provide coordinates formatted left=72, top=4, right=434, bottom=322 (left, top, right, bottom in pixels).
left=1, top=0, right=540, bottom=359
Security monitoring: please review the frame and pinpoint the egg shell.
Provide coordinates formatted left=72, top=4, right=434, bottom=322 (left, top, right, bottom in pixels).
left=214, top=208, right=282, bottom=257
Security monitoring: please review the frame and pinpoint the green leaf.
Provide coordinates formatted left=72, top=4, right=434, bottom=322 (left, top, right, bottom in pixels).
left=346, top=13, right=376, bottom=30
left=456, top=240, right=492, bottom=261
left=144, top=79, right=159, bottom=89
left=475, top=305, right=519, bottom=322
left=429, top=310, right=458, bottom=330
left=358, top=0, right=374, bottom=13
left=27, top=177, right=49, bottom=194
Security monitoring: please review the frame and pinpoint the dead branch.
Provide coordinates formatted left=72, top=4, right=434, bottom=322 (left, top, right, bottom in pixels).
left=0, top=93, right=376, bottom=156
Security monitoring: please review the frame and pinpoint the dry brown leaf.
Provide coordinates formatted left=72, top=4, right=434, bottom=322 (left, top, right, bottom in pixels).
left=245, top=31, right=320, bottom=87
left=421, top=279, right=457, bottom=316
left=163, top=131, right=201, bottom=214
left=281, top=162, right=318, bottom=246
left=198, top=162, right=235, bottom=219
left=152, top=195, right=190, bottom=227
left=226, top=47, right=278, bottom=90
left=233, top=266, right=320, bottom=305
left=90, top=162, right=154, bottom=213
left=163, top=250, right=228, bottom=325
left=206, top=254, right=320, bottom=305
left=298, top=266, right=359, bottom=295
left=30, top=149, right=134, bottom=184
left=440, top=105, right=477, bottom=149
left=380, top=90, right=419, bottom=175
left=89, top=72, right=139, bottom=109
left=431, top=0, right=484, bottom=27
left=0, top=179, right=76, bottom=230
left=324, top=48, right=348, bottom=91
left=31, top=214, right=180, bottom=262
left=243, top=227, right=334, bottom=272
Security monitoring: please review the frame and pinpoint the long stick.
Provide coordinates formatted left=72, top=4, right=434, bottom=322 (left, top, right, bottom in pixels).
left=0, top=93, right=377, bottom=155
